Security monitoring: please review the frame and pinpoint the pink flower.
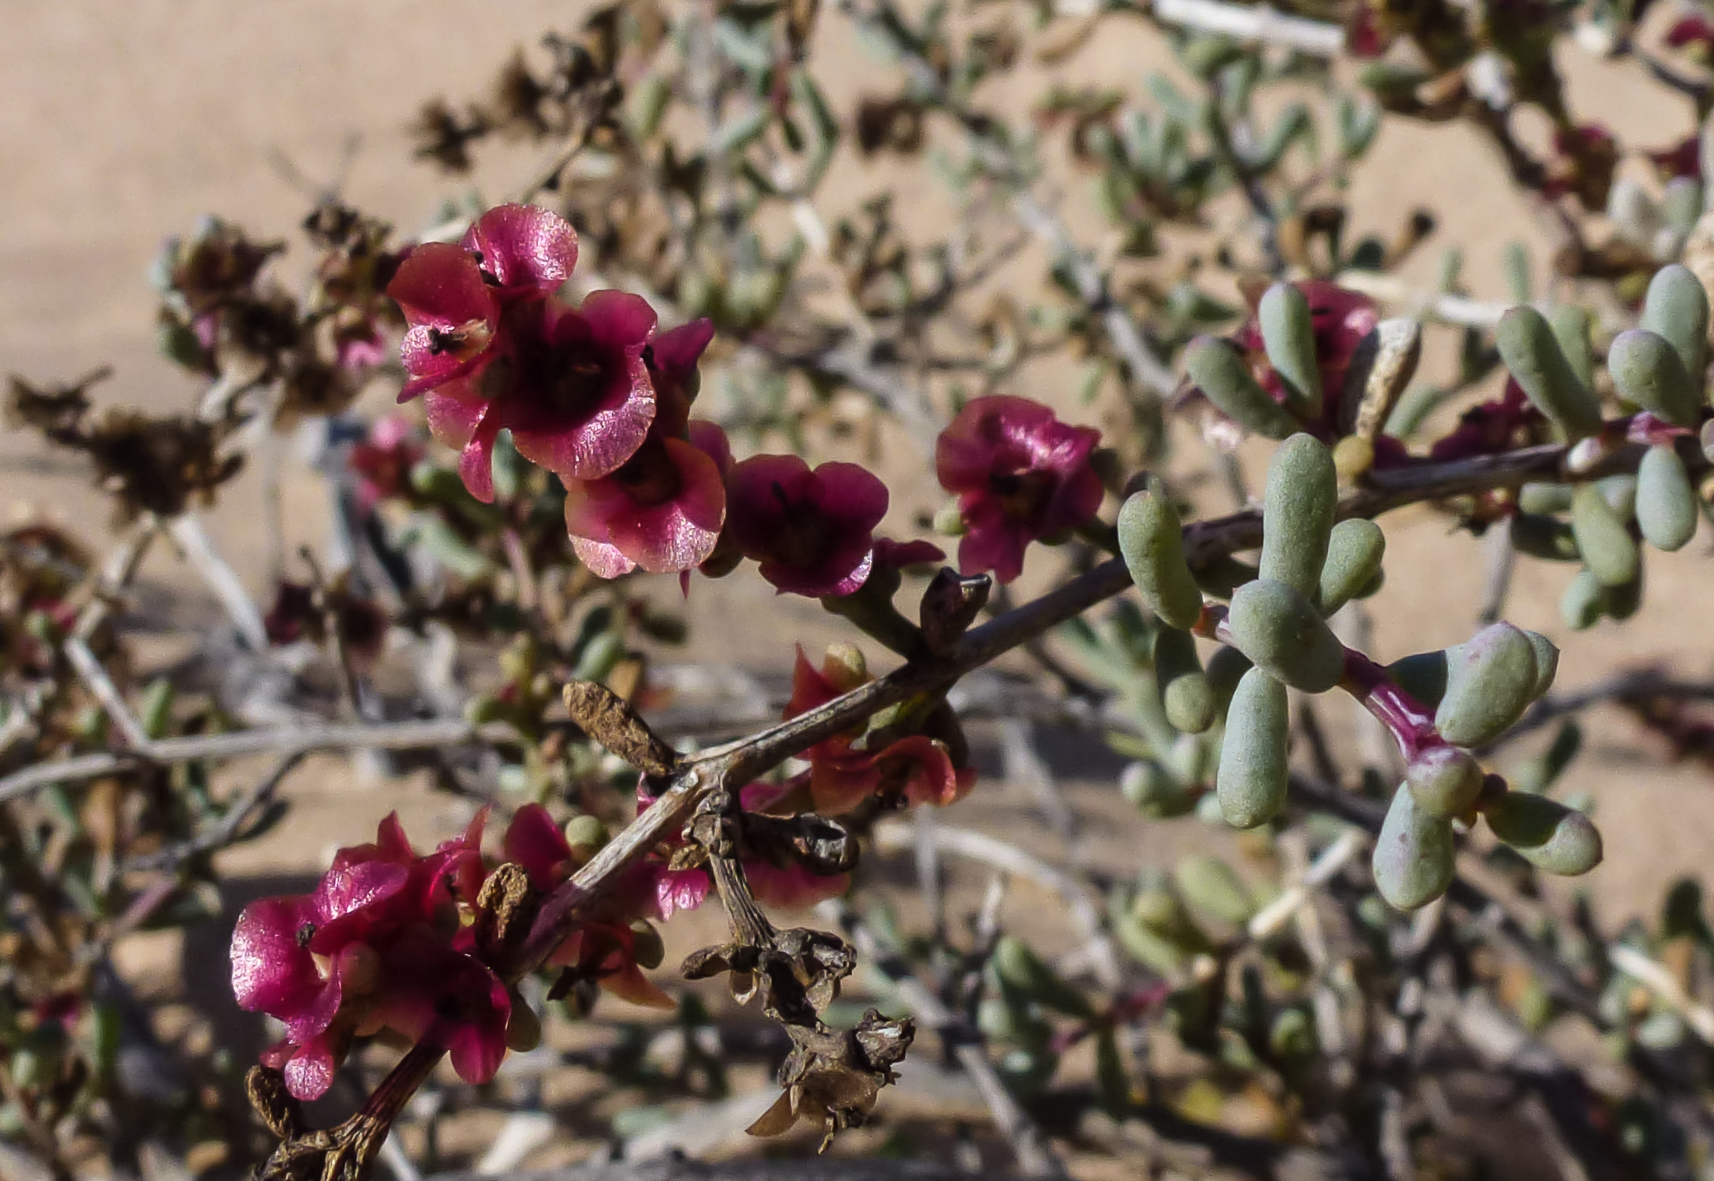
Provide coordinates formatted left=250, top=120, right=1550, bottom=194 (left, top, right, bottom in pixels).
left=499, top=806, right=676, bottom=1009
left=781, top=646, right=975, bottom=815
left=407, top=290, right=659, bottom=503
left=725, top=455, right=889, bottom=597
left=563, top=422, right=729, bottom=578
left=935, top=396, right=1102, bottom=585
left=1648, top=136, right=1702, bottom=181
left=349, top=415, right=424, bottom=507
left=461, top=203, right=579, bottom=302
left=1427, top=378, right=1544, bottom=462
left=648, top=318, right=716, bottom=436
left=872, top=537, right=947, bottom=572
left=386, top=204, right=659, bottom=503
left=230, top=811, right=494, bottom=1100
left=1667, top=16, right=1714, bottom=53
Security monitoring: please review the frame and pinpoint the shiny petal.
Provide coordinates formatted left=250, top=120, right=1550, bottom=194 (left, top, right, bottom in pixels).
left=463, top=204, right=578, bottom=297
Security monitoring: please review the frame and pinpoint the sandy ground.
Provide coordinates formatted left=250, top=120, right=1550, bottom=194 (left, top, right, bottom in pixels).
left=4, top=2, right=1714, bottom=1171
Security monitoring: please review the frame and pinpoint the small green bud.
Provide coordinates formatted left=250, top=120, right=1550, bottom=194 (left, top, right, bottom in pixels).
left=1259, top=283, right=1323, bottom=418
left=505, top=997, right=543, bottom=1052
left=1495, top=305, right=1602, bottom=440
left=1509, top=513, right=1581, bottom=562
left=564, top=814, right=609, bottom=854
left=1483, top=791, right=1602, bottom=876
left=1372, top=786, right=1455, bottom=910
left=1547, top=304, right=1596, bottom=395
left=1318, top=518, right=1385, bottom=616
left=1522, top=629, right=1559, bottom=701
left=1260, top=434, right=1337, bottom=597
left=1639, top=263, right=1709, bottom=397
left=1118, top=488, right=1204, bottom=631
left=1571, top=484, right=1640, bottom=587
left=1405, top=746, right=1485, bottom=818
left=1216, top=667, right=1290, bottom=829
left=993, top=935, right=1095, bottom=1018
left=1173, top=854, right=1256, bottom=925
left=1636, top=444, right=1698, bottom=551
left=1155, top=626, right=1215, bottom=734
left=628, top=921, right=666, bottom=970
left=1184, top=336, right=1298, bottom=440
left=1228, top=578, right=1346, bottom=693
left=1607, top=329, right=1700, bottom=427
left=1434, top=622, right=1543, bottom=746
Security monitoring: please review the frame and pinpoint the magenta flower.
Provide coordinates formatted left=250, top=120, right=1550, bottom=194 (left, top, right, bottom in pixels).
left=935, top=396, right=1102, bottom=585
left=386, top=204, right=660, bottom=502
left=230, top=811, right=494, bottom=1100
left=872, top=537, right=946, bottom=573
left=648, top=317, right=716, bottom=436
left=461, top=203, right=579, bottom=302
left=349, top=415, right=424, bottom=507
left=408, top=291, right=659, bottom=503
left=725, top=455, right=889, bottom=596
left=563, top=422, right=729, bottom=578
left=1667, top=15, right=1714, bottom=54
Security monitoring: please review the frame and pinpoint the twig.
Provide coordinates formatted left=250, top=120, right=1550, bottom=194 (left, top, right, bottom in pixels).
left=124, top=751, right=308, bottom=873
left=1246, top=828, right=1366, bottom=942
left=64, top=638, right=150, bottom=750
left=166, top=514, right=269, bottom=650
left=1151, top=0, right=1345, bottom=55
left=1332, top=271, right=1511, bottom=326
left=872, top=821, right=1111, bottom=980
left=817, top=901, right=1070, bottom=1179
left=1606, top=944, right=1714, bottom=1045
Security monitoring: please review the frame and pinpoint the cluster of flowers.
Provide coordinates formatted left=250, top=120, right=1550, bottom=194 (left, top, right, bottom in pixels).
left=387, top=204, right=1109, bottom=592
left=230, top=636, right=978, bottom=1103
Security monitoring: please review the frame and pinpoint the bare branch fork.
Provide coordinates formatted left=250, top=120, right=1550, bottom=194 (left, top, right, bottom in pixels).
left=234, top=432, right=1649, bottom=1179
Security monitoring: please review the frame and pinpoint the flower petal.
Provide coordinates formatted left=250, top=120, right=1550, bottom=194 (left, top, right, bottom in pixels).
left=463, top=204, right=578, bottom=298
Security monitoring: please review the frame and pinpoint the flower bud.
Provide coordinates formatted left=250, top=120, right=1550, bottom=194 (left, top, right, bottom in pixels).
left=1184, top=336, right=1298, bottom=440
left=1607, top=329, right=1699, bottom=427
left=1259, top=282, right=1323, bottom=418
left=1318, top=518, right=1385, bottom=616
left=1154, top=626, right=1214, bottom=734
left=1216, top=667, right=1289, bottom=829
left=1405, top=746, right=1484, bottom=818
left=1639, top=263, right=1709, bottom=399
left=1496, top=305, right=1602, bottom=440
left=1571, top=484, right=1640, bottom=588
left=1433, top=622, right=1546, bottom=746
left=1483, top=791, right=1602, bottom=876
left=1372, top=786, right=1455, bottom=910
left=1636, top=444, right=1698, bottom=552
left=505, top=996, right=542, bottom=1053
left=1117, top=486, right=1204, bottom=631
left=629, top=920, right=665, bottom=971
left=564, top=814, right=608, bottom=855
left=1260, top=434, right=1337, bottom=598
left=1227, top=578, right=1345, bottom=693
left=1174, top=853, right=1256, bottom=925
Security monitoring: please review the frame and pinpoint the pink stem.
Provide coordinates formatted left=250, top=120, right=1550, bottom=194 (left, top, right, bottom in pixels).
left=1195, top=603, right=1443, bottom=762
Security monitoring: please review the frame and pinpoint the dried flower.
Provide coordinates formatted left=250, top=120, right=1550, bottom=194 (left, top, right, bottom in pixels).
left=725, top=455, right=889, bottom=597
left=936, top=395, right=1103, bottom=585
